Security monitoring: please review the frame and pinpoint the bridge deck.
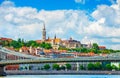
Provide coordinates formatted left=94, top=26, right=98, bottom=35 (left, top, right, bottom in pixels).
left=0, top=57, right=120, bottom=65
left=0, top=47, right=120, bottom=65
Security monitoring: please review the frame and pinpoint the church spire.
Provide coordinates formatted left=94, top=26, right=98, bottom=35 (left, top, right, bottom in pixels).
left=54, top=34, right=56, bottom=39
left=42, top=22, right=46, bottom=41
left=43, top=22, right=45, bottom=30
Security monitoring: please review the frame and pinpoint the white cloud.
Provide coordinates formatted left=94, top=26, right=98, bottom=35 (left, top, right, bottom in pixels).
left=74, top=0, right=102, bottom=4
left=111, top=38, right=120, bottom=43
left=110, top=0, right=116, bottom=4
left=74, top=0, right=85, bottom=4
left=0, top=1, right=43, bottom=40
left=0, top=0, right=14, bottom=7
left=110, top=44, right=120, bottom=50
left=90, top=0, right=120, bottom=49
left=0, top=1, right=89, bottom=40
left=92, top=5, right=120, bottom=27
left=117, top=0, right=120, bottom=5
left=36, top=10, right=89, bottom=38
left=0, top=0, right=120, bottom=50
left=4, top=13, right=13, bottom=22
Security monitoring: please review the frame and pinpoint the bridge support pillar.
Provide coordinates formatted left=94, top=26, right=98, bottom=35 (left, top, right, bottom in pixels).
left=102, top=61, right=111, bottom=68
left=76, top=62, right=79, bottom=71
left=0, top=65, right=6, bottom=76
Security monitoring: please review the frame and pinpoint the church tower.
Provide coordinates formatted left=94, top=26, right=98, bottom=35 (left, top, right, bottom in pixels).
left=42, top=23, right=46, bottom=41
left=54, top=34, right=56, bottom=39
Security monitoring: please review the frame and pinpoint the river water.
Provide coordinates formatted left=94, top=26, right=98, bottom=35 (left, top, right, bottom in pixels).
left=0, top=75, right=120, bottom=78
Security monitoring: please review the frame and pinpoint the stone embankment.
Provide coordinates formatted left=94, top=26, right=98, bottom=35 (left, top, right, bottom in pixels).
left=5, top=70, right=120, bottom=75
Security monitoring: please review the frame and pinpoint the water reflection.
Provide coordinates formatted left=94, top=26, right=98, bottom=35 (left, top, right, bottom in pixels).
left=0, top=75, right=120, bottom=78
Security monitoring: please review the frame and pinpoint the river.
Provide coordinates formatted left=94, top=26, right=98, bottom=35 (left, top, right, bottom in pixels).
left=0, top=75, right=120, bottom=78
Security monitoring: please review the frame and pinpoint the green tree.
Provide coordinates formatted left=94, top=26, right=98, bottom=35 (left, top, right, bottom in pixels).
left=87, top=63, right=94, bottom=70
left=92, top=43, right=99, bottom=49
left=112, top=65, right=118, bottom=70
left=65, top=63, right=71, bottom=70
left=21, top=39, right=25, bottom=46
left=81, top=48, right=88, bottom=53
left=105, top=64, right=112, bottom=70
left=102, top=50, right=110, bottom=54
left=40, top=42, right=45, bottom=48
left=40, top=42, right=52, bottom=49
left=26, top=40, right=38, bottom=47
left=94, top=62, right=102, bottom=70
left=92, top=43, right=99, bottom=53
left=10, top=40, right=22, bottom=49
left=75, top=48, right=81, bottom=52
left=60, top=65, right=66, bottom=70
left=58, top=46, right=68, bottom=50
left=89, top=48, right=94, bottom=52
left=1, top=40, right=10, bottom=47
left=45, top=43, right=52, bottom=49
left=119, top=64, right=120, bottom=70
left=44, top=64, right=50, bottom=70
left=52, top=64, right=60, bottom=70
left=18, top=38, right=22, bottom=43
left=80, top=65, right=85, bottom=70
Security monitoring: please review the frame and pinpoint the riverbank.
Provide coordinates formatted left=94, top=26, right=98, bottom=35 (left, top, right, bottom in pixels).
left=5, top=70, right=120, bottom=75
left=2, top=75, right=120, bottom=78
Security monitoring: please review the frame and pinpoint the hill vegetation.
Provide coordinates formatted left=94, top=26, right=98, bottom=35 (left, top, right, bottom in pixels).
left=1, top=38, right=120, bottom=54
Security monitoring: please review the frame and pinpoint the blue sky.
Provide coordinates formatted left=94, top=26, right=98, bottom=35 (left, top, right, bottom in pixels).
left=1, top=0, right=113, bottom=11
left=0, top=0, right=120, bottom=50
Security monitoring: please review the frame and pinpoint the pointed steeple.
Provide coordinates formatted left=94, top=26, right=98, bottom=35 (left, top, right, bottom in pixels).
left=42, top=22, right=46, bottom=41
left=54, top=34, right=56, bottom=39
left=43, top=22, right=45, bottom=30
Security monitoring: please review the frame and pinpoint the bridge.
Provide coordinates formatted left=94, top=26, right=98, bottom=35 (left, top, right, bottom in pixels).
left=1, top=56, right=120, bottom=65
left=0, top=46, right=120, bottom=76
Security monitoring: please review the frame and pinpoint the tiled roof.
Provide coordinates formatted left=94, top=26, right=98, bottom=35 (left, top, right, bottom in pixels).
left=99, top=46, right=106, bottom=49
left=21, top=46, right=29, bottom=51
left=58, top=50, right=67, bottom=53
left=77, top=52, right=96, bottom=56
left=54, top=38, right=61, bottom=43
left=43, top=49, right=52, bottom=53
left=36, top=40, right=42, bottom=43
left=0, top=37, right=12, bottom=41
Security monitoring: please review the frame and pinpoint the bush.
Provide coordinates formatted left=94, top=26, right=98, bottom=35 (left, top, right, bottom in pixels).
left=44, top=64, right=50, bottom=70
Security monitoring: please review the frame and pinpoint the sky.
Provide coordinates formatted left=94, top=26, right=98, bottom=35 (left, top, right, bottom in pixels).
left=0, top=0, right=120, bottom=50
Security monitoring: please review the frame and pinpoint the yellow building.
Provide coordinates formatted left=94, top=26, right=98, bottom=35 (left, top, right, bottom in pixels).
left=45, top=35, right=62, bottom=50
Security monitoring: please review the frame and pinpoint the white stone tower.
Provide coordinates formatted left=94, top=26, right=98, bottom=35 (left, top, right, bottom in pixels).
left=42, top=23, right=46, bottom=41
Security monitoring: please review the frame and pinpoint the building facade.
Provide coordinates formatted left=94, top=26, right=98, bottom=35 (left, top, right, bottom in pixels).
left=42, top=23, right=46, bottom=41
left=62, top=37, right=81, bottom=49
left=36, top=24, right=84, bottom=49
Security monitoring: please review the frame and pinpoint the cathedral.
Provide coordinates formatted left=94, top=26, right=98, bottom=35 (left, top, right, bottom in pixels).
left=36, top=23, right=82, bottom=50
